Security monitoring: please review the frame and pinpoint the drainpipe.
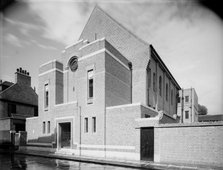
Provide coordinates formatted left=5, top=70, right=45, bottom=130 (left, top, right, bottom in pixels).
left=155, top=61, right=158, bottom=110
left=128, top=62, right=132, bottom=103
left=79, top=106, right=81, bottom=156
left=181, top=89, right=184, bottom=123
left=191, top=87, right=193, bottom=122
left=104, top=102, right=106, bottom=158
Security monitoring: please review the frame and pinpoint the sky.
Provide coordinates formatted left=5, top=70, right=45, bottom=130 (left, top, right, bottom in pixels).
left=0, top=0, right=222, bottom=115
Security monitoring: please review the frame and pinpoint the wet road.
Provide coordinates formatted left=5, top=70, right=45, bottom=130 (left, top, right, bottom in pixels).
left=0, top=154, right=153, bottom=170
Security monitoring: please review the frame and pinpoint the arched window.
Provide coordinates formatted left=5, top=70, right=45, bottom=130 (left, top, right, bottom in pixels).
left=171, top=89, right=173, bottom=105
left=166, top=83, right=169, bottom=101
left=153, top=73, right=156, bottom=92
left=159, top=76, right=162, bottom=96
left=147, top=68, right=151, bottom=88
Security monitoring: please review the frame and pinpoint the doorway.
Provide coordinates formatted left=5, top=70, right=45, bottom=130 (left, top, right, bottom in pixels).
left=59, top=122, right=71, bottom=149
left=140, top=127, right=154, bottom=161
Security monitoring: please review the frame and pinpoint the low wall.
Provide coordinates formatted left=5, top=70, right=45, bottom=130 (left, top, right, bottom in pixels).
left=154, top=122, right=223, bottom=167
left=0, top=118, right=11, bottom=131
left=0, top=130, right=11, bottom=144
left=105, top=103, right=143, bottom=160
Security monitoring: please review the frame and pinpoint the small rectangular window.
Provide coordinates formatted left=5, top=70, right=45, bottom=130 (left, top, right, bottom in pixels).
left=92, top=117, right=96, bottom=133
left=43, top=121, right=46, bottom=134
left=185, top=96, right=189, bottom=102
left=185, top=111, right=189, bottom=119
left=8, top=103, right=16, bottom=116
left=34, top=107, right=38, bottom=116
left=44, top=83, right=49, bottom=109
left=47, top=121, right=50, bottom=133
left=145, top=114, right=151, bottom=118
left=84, top=118, right=88, bottom=133
left=87, top=70, right=94, bottom=99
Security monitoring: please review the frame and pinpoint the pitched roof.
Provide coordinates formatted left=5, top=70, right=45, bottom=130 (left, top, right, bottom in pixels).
left=1, top=81, right=14, bottom=87
left=79, top=6, right=181, bottom=89
left=79, top=6, right=150, bottom=69
left=0, top=83, right=38, bottom=106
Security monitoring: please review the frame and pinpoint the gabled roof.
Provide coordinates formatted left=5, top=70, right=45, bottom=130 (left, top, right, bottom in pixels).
left=79, top=5, right=150, bottom=69
left=79, top=6, right=181, bottom=88
left=0, top=83, right=38, bottom=106
left=1, top=81, right=14, bottom=87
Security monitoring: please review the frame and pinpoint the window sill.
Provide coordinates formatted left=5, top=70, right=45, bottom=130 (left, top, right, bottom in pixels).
left=87, top=98, right=93, bottom=104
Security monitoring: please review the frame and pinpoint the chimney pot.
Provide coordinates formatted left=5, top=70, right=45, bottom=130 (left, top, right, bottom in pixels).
left=27, top=72, right=29, bottom=75
left=17, top=68, right=19, bottom=72
left=19, top=67, right=22, bottom=73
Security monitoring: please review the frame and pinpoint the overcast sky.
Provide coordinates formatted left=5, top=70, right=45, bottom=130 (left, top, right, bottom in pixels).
left=0, top=0, right=222, bottom=115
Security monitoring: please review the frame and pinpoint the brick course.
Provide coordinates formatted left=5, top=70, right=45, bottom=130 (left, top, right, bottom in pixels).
left=154, top=122, right=223, bottom=167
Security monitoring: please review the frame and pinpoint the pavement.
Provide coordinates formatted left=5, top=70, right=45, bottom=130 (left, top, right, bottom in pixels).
left=14, top=146, right=223, bottom=170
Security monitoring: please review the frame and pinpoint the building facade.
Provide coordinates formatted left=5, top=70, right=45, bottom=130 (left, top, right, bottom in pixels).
left=177, top=88, right=198, bottom=123
left=0, top=68, right=38, bottom=133
left=26, top=6, right=181, bottom=161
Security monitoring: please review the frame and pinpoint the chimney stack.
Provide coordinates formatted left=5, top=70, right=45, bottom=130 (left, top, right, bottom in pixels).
left=15, top=67, right=31, bottom=86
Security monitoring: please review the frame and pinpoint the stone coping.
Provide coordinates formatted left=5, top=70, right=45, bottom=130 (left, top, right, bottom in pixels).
left=156, top=121, right=223, bottom=128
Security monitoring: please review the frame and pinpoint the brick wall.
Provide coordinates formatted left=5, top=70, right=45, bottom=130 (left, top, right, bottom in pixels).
left=79, top=7, right=150, bottom=105
left=106, top=104, right=141, bottom=160
left=0, top=118, right=11, bottom=131
left=154, top=122, right=223, bottom=167
left=105, top=51, right=131, bottom=107
left=0, top=101, right=7, bottom=118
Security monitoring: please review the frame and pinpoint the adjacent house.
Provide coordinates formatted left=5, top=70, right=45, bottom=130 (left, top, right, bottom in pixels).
left=0, top=68, right=38, bottom=134
left=177, top=88, right=198, bottom=123
left=26, top=6, right=181, bottom=161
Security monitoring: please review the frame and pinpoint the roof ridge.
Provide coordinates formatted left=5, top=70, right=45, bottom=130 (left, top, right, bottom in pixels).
left=79, top=5, right=150, bottom=48
left=0, top=83, right=16, bottom=96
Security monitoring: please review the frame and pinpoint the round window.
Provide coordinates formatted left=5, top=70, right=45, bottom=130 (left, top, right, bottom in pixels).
left=68, top=56, right=78, bottom=72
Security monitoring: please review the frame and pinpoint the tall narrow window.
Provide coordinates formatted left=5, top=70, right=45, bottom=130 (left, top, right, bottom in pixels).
left=84, top=118, right=88, bottom=133
left=171, top=89, right=173, bottom=105
left=147, top=68, right=151, bottom=88
left=92, top=117, right=96, bottom=133
left=43, top=121, right=46, bottom=134
left=185, top=111, right=189, bottom=119
left=185, top=96, right=189, bottom=102
left=47, top=121, right=50, bottom=133
left=159, top=76, right=162, bottom=96
left=153, top=72, right=156, bottom=92
left=177, top=97, right=181, bottom=103
left=87, top=70, right=94, bottom=99
left=34, top=107, right=38, bottom=116
left=166, top=83, right=169, bottom=101
left=44, top=83, right=49, bottom=109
